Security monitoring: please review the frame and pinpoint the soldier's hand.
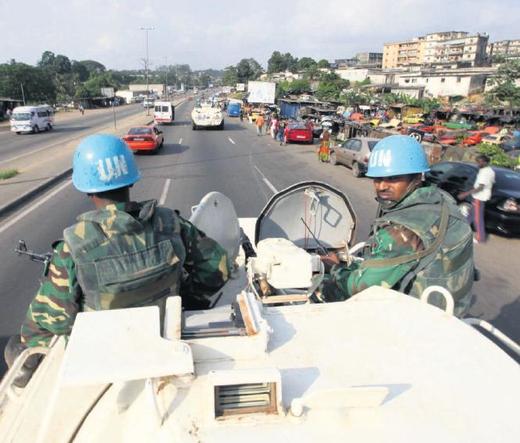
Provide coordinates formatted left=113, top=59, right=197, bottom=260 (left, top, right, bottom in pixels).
left=320, top=252, right=339, bottom=269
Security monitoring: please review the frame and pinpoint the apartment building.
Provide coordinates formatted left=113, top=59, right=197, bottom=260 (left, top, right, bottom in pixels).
left=488, top=40, right=520, bottom=60
left=383, top=32, right=489, bottom=69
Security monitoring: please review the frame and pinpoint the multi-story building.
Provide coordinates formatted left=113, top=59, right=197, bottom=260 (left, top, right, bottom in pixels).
left=383, top=32, right=489, bottom=69
left=355, top=52, right=383, bottom=67
left=488, top=40, right=520, bottom=60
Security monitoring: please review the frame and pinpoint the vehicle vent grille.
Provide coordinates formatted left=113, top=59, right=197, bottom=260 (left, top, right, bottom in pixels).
left=214, top=382, right=277, bottom=418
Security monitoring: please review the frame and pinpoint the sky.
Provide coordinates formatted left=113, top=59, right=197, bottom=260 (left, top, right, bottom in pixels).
left=1, top=0, right=519, bottom=71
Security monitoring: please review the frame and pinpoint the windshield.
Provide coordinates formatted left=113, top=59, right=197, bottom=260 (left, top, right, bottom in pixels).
left=128, top=127, right=152, bottom=135
left=12, top=113, right=32, bottom=121
left=368, top=141, right=378, bottom=151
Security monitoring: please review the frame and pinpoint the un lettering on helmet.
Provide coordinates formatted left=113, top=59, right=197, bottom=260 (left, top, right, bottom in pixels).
left=369, top=149, right=392, bottom=169
left=97, top=155, right=129, bottom=182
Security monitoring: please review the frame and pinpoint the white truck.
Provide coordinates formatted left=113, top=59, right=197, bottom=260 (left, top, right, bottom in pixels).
left=10, top=105, right=55, bottom=134
left=153, top=101, right=175, bottom=125
left=191, top=101, right=224, bottom=130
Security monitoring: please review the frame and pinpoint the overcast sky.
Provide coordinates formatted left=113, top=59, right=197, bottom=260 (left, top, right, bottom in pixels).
left=1, top=0, right=519, bottom=71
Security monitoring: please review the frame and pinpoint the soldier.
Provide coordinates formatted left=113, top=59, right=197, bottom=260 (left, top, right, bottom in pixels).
left=5, top=134, right=230, bottom=385
left=315, top=135, right=475, bottom=317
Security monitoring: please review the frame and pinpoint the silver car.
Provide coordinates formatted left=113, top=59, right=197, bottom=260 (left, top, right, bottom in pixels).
left=330, top=137, right=380, bottom=177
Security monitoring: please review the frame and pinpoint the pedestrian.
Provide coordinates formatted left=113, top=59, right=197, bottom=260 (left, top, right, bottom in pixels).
left=79, top=104, right=85, bottom=115
left=283, top=122, right=290, bottom=146
left=318, top=131, right=331, bottom=162
left=4, top=134, right=231, bottom=387
left=239, top=108, right=244, bottom=122
left=256, top=113, right=265, bottom=136
left=265, top=113, right=272, bottom=134
left=5, top=108, right=12, bottom=119
left=458, top=154, right=495, bottom=244
left=314, top=135, right=474, bottom=318
left=271, top=116, right=279, bottom=139
left=277, top=120, right=285, bottom=145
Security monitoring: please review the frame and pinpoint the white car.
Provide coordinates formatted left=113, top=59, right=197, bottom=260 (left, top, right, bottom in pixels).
left=191, top=102, right=224, bottom=130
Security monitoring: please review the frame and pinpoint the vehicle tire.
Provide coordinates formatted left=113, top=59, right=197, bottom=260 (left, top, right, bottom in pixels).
left=32, top=125, right=39, bottom=133
left=352, top=162, right=363, bottom=177
left=410, top=132, right=423, bottom=142
left=47, top=123, right=53, bottom=131
left=192, top=123, right=197, bottom=130
left=458, top=202, right=472, bottom=219
left=160, top=139, right=164, bottom=148
left=16, top=132, right=21, bottom=135
left=330, top=151, right=337, bottom=165
left=219, top=121, right=224, bottom=130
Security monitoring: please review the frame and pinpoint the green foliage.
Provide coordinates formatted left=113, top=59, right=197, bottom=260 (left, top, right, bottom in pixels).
left=75, top=72, right=119, bottom=99
left=267, top=51, right=298, bottom=73
left=317, top=59, right=330, bottom=68
left=277, top=79, right=311, bottom=96
left=486, top=60, right=520, bottom=107
left=0, top=169, right=19, bottom=180
left=236, top=58, right=263, bottom=82
left=0, top=62, right=56, bottom=103
left=297, top=57, right=317, bottom=71
left=222, top=66, right=238, bottom=86
left=477, top=143, right=516, bottom=168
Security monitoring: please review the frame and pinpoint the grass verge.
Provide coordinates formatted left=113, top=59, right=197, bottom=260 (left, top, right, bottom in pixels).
left=0, top=169, right=19, bottom=180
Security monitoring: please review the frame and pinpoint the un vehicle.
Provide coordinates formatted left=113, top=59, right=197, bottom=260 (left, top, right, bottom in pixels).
left=1, top=182, right=519, bottom=442
left=10, top=105, right=54, bottom=134
left=192, top=102, right=224, bottom=130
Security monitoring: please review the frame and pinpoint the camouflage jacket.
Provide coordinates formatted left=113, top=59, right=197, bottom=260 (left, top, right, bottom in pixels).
left=21, top=201, right=230, bottom=347
left=317, top=186, right=474, bottom=316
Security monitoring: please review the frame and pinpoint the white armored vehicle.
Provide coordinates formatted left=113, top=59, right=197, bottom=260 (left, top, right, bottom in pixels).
left=1, top=182, right=519, bottom=442
left=191, top=101, right=224, bottom=130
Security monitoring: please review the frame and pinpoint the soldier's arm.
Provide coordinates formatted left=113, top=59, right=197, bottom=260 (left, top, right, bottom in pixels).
left=178, top=217, right=231, bottom=305
left=317, top=224, right=423, bottom=302
left=20, top=241, right=81, bottom=347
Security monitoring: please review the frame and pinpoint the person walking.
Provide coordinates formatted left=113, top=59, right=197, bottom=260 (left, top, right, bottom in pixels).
left=318, top=131, right=331, bottom=162
left=458, top=154, right=495, bottom=244
left=256, top=113, right=265, bottom=136
left=315, top=135, right=474, bottom=318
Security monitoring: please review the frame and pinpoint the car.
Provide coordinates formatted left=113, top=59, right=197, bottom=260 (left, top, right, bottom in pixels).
left=285, top=121, right=313, bottom=144
left=330, top=136, right=380, bottom=177
left=122, top=126, right=164, bottom=153
left=481, top=133, right=509, bottom=145
left=425, top=161, right=520, bottom=236
left=462, top=131, right=485, bottom=146
left=501, top=134, right=520, bottom=152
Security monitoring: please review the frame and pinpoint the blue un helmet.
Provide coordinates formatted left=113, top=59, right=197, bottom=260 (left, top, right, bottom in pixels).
left=366, top=135, right=430, bottom=178
left=72, top=134, right=141, bottom=193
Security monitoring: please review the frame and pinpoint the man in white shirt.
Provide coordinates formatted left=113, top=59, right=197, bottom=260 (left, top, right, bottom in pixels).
left=458, top=155, right=495, bottom=244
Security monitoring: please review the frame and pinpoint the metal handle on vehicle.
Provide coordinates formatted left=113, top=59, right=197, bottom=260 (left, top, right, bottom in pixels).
left=0, top=346, right=49, bottom=402
left=463, top=318, right=520, bottom=357
left=420, top=285, right=454, bottom=315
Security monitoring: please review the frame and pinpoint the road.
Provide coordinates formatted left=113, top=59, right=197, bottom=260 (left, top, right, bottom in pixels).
left=0, top=101, right=518, bottom=374
left=0, top=104, right=144, bottom=163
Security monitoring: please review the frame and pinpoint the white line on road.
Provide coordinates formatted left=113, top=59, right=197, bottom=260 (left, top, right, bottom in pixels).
left=0, top=179, right=72, bottom=235
left=253, top=165, right=278, bottom=194
left=159, top=178, right=171, bottom=205
left=178, top=138, right=183, bottom=145
left=228, top=137, right=236, bottom=145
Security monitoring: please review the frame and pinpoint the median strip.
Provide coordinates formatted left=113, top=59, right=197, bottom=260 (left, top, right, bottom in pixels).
left=0, top=169, right=18, bottom=180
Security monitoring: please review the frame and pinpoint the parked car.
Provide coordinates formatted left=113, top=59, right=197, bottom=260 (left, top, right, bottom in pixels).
left=501, top=135, right=520, bottom=152
left=122, top=126, right=164, bottom=153
left=462, top=131, right=485, bottom=146
left=330, top=137, right=380, bottom=177
left=285, top=121, right=313, bottom=144
left=425, top=161, right=520, bottom=236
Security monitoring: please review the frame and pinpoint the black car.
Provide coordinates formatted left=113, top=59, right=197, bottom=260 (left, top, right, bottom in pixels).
left=425, top=161, right=520, bottom=237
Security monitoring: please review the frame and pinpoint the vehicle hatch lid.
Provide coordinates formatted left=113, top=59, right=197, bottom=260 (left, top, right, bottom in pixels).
left=255, top=181, right=357, bottom=250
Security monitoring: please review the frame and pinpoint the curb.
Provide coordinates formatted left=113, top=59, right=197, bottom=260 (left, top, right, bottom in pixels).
left=0, top=168, right=72, bottom=219
left=0, top=99, right=188, bottom=219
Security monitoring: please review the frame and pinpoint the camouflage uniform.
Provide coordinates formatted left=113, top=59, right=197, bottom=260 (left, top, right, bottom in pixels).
left=21, top=200, right=230, bottom=348
left=317, top=185, right=474, bottom=317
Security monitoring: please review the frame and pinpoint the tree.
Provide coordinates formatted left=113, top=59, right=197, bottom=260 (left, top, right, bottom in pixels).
left=277, top=79, right=311, bottom=96
left=0, top=62, right=56, bottom=103
left=486, top=59, right=520, bottom=108
left=222, top=66, right=238, bottom=86
left=71, top=61, right=90, bottom=82
left=297, top=57, right=317, bottom=71
left=267, top=51, right=286, bottom=73
left=236, top=58, right=263, bottom=82
left=54, top=55, right=72, bottom=74
left=79, top=60, right=106, bottom=76
left=317, top=59, right=330, bottom=69
left=315, top=72, right=349, bottom=101
left=38, top=51, right=56, bottom=69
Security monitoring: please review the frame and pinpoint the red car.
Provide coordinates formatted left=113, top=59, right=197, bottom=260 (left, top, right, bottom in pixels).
left=462, top=131, right=485, bottom=146
left=123, top=126, right=164, bottom=153
left=285, top=122, right=313, bottom=144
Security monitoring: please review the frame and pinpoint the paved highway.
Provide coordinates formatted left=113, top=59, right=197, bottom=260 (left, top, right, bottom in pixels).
left=0, top=101, right=518, bottom=374
left=0, top=104, right=144, bottom=163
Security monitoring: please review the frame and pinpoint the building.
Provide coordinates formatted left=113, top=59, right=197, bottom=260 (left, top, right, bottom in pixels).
left=488, top=40, right=520, bottom=60
left=383, top=32, right=489, bottom=69
left=128, top=84, right=166, bottom=97
left=355, top=52, right=383, bottom=67
left=396, top=67, right=495, bottom=98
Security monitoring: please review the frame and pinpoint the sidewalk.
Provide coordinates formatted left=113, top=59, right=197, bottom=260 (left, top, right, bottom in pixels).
left=0, top=99, right=186, bottom=217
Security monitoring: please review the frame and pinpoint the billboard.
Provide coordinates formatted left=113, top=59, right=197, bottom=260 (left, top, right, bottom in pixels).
left=247, top=81, right=276, bottom=104
left=236, top=83, right=246, bottom=92
left=101, top=87, right=115, bottom=98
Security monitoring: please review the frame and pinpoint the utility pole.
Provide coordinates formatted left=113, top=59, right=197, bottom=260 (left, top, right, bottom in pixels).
left=20, top=83, right=26, bottom=105
left=140, top=26, right=154, bottom=115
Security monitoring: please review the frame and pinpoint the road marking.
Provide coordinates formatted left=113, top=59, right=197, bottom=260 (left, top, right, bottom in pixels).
left=178, top=138, right=183, bottom=145
left=159, top=178, right=171, bottom=205
left=0, top=179, right=72, bottom=235
left=253, top=165, right=278, bottom=194
left=228, top=137, right=236, bottom=145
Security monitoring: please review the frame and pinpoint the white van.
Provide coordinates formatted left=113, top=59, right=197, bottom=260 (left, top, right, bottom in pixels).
left=10, top=105, right=55, bottom=134
left=153, top=101, right=175, bottom=124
